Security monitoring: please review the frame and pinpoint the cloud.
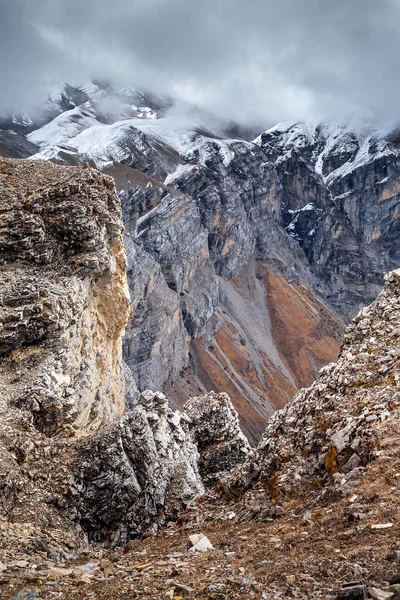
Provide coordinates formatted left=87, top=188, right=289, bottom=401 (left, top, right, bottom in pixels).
left=1, top=0, right=400, bottom=128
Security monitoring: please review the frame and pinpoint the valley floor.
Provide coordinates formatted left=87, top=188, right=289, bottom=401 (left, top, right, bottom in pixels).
left=2, top=417, right=400, bottom=599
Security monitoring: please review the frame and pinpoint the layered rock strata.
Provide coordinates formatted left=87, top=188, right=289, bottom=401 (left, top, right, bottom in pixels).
left=0, top=157, right=130, bottom=557
left=0, top=158, right=131, bottom=435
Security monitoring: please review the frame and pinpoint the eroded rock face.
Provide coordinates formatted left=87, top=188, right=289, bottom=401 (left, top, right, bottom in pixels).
left=257, top=122, right=400, bottom=316
left=70, top=390, right=204, bottom=545
left=123, top=239, right=189, bottom=394
left=120, top=137, right=344, bottom=442
left=121, top=182, right=219, bottom=396
left=184, top=392, right=250, bottom=486
left=70, top=389, right=251, bottom=544
left=223, top=269, right=400, bottom=509
left=117, top=122, right=399, bottom=439
left=0, top=158, right=131, bottom=435
left=0, top=157, right=131, bottom=559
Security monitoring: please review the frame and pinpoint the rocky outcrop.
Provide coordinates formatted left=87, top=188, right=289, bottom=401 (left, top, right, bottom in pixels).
left=223, top=268, right=400, bottom=508
left=71, top=389, right=251, bottom=544
left=0, top=158, right=131, bottom=435
left=70, top=390, right=203, bottom=546
left=184, top=392, right=250, bottom=486
left=0, top=157, right=130, bottom=561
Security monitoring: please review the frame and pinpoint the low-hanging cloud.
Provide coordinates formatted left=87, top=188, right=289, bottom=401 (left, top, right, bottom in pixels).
left=2, top=0, right=400, bottom=128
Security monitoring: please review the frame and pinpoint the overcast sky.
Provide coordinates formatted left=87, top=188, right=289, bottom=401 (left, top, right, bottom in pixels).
left=1, top=0, right=400, bottom=128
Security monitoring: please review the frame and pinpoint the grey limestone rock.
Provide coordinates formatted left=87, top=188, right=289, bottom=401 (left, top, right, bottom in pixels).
left=184, top=391, right=250, bottom=486
left=70, top=390, right=204, bottom=546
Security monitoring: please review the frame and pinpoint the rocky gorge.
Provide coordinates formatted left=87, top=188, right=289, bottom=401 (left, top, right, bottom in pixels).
left=0, top=82, right=400, bottom=599
left=0, top=154, right=399, bottom=599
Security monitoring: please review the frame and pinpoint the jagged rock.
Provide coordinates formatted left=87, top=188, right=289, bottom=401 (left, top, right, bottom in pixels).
left=184, top=392, right=250, bottom=486
left=223, top=268, right=400, bottom=506
left=257, top=122, right=400, bottom=318
left=70, top=390, right=204, bottom=546
left=69, top=390, right=248, bottom=543
left=0, top=157, right=130, bottom=560
left=0, top=158, right=130, bottom=434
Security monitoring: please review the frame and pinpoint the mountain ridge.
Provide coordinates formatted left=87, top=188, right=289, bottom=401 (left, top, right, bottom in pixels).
left=1, top=82, right=399, bottom=441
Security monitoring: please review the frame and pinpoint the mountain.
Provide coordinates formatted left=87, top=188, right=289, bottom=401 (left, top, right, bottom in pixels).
left=257, top=120, right=400, bottom=315
left=1, top=83, right=399, bottom=442
left=0, top=158, right=399, bottom=599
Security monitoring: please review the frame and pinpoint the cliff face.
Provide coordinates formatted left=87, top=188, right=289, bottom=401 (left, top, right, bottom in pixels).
left=119, top=135, right=345, bottom=442
left=0, top=158, right=131, bottom=436
left=0, top=158, right=131, bottom=562
left=0, top=157, right=250, bottom=558
left=258, top=122, right=400, bottom=316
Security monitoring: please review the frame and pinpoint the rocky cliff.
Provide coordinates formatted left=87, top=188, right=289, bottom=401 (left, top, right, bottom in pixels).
left=71, top=390, right=249, bottom=547
left=0, top=158, right=131, bottom=434
left=0, top=158, right=131, bottom=554
left=257, top=121, right=400, bottom=316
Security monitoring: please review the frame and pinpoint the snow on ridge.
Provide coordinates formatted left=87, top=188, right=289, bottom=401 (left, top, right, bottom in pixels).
left=257, top=117, right=397, bottom=184
left=164, top=164, right=199, bottom=186
left=27, top=102, right=100, bottom=149
left=78, top=82, right=107, bottom=103
left=125, top=116, right=241, bottom=167
left=67, top=119, right=148, bottom=167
